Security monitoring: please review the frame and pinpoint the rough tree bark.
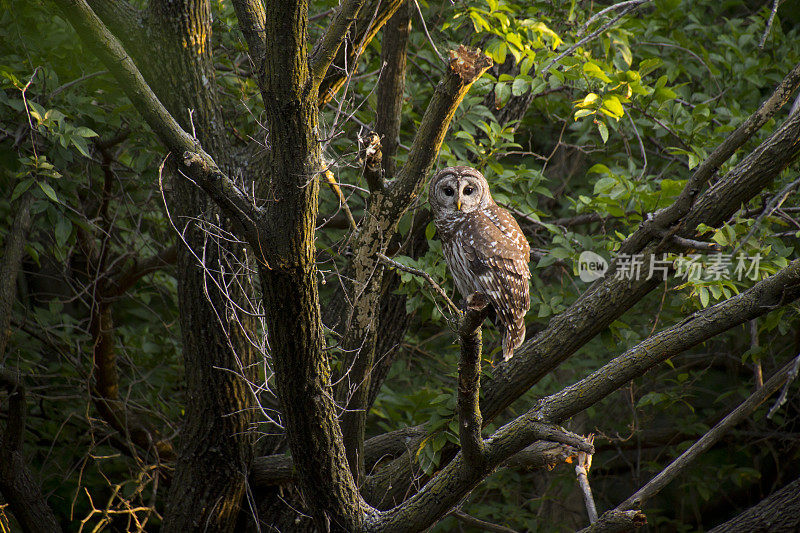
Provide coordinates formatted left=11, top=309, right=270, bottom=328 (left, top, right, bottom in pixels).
left=708, top=476, right=800, bottom=532
left=40, top=1, right=800, bottom=531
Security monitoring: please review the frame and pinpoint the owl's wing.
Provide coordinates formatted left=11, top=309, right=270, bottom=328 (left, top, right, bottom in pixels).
left=458, top=205, right=531, bottom=343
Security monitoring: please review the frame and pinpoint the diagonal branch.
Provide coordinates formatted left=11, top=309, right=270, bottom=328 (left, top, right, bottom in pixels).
left=615, top=353, right=800, bottom=512
left=231, top=0, right=267, bottom=76
left=368, top=260, right=800, bottom=532
left=54, top=0, right=262, bottom=243
left=619, top=61, right=800, bottom=255
left=310, top=0, right=367, bottom=84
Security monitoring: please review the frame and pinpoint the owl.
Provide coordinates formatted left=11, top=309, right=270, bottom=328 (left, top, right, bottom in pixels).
left=429, top=166, right=531, bottom=360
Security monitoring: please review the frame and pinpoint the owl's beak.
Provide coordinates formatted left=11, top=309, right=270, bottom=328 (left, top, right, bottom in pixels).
left=456, top=199, right=462, bottom=211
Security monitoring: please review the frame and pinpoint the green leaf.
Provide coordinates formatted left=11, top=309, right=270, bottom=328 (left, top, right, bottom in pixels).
left=594, top=177, right=616, bottom=194
left=425, top=222, right=436, bottom=241
left=583, top=62, right=612, bottom=83
left=71, top=136, right=91, bottom=158
left=699, top=287, right=709, bottom=307
left=11, top=178, right=34, bottom=201
left=38, top=182, right=58, bottom=203
left=74, top=126, right=98, bottom=138
left=511, top=77, right=528, bottom=97
left=597, top=120, right=609, bottom=143
left=602, top=95, right=624, bottom=118
left=574, top=108, right=594, bottom=120
left=55, top=217, right=72, bottom=247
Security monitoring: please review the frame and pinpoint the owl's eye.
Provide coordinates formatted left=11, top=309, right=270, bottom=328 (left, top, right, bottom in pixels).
left=463, top=186, right=474, bottom=195
left=443, top=186, right=455, bottom=197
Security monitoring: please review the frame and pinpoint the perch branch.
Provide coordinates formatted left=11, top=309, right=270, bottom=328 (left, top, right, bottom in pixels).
left=458, top=293, right=490, bottom=465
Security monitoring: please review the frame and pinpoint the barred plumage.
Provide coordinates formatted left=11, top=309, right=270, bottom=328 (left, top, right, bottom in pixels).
left=429, top=166, right=531, bottom=360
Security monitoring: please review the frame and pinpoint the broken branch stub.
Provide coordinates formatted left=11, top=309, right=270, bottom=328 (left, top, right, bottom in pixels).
left=448, top=45, right=493, bottom=83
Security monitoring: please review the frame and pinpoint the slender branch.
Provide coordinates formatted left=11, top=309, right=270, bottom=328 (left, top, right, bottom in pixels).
left=577, top=0, right=653, bottom=38
left=451, top=510, right=519, bottom=533
left=759, top=0, right=782, bottom=48
left=377, top=253, right=460, bottom=315
left=324, top=169, right=359, bottom=232
left=575, top=435, right=598, bottom=524
left=310, top=0, right=367, bottom=83
left=616, top=353, right=800, bottom=511
left=541, top=3, right=650, bottom=76
left=732, top=173, right=800, bottom=256
left=767, top=353, right=800, bottom=419
left=458, top=293, right=490, bottom=465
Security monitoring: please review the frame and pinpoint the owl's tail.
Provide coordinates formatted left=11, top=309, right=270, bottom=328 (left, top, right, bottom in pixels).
left=501, top=319, right=526, bottom=361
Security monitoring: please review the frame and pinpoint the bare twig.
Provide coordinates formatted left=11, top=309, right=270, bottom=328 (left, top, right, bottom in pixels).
left=575, top=434, right=598, bottom=524
left=410, top=0, right=445, bottom=64
left=750, top=319, right=763, bottom=389
left=541, top=4, right=646, bottom=76
left=732, top=174, right=800, bottom=256
left=324, top=169, right=359, bottom=232
left=578, top=0, right=653, bottom=38
left=309, top=0, right=367, bottom=83
left=377, top=253, right=460, bottom=315
left=767, top=353, right=800, bottom=419
left=759, top=0, right=783, bottom=48
left=451, top=510, right=519, bottom=533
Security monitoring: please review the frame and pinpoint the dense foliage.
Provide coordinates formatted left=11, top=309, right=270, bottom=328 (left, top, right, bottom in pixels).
left=1, top=0, right=799, bottom=531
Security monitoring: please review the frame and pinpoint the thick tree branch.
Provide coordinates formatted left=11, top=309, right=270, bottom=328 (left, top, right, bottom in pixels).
left=368, top=261, right=800, bottom=531
left=458, top=293, right=490, bottom=466
left=54, top=0, right=262, bottom=243
left=310, top=0, right=367, bottom=84
left=619, top=61, right=800, bottom=255
left=708, top=476, right=800, bottom=532
left=615, top=354, right=800, bottom=512
left=231, top=0, right=267, bottom=76
left=0, top=192, right=34, bottom=358
left=576, top=510, right=647, bottom=533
